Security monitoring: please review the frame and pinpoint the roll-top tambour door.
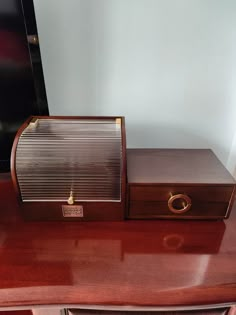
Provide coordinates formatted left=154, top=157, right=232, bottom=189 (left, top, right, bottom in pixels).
left=15, top=118, right=122, bottom=202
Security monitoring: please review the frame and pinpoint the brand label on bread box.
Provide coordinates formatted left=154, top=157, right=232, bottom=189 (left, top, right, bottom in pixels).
left=62, top=205, right=84, bottom=217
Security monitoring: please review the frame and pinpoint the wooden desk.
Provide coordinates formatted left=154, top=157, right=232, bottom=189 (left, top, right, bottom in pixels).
left=0, top=176, right=236, bottom=314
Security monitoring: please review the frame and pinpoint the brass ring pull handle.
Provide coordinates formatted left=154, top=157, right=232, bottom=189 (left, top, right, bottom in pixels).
left=168, top=193, right=192, bottom=214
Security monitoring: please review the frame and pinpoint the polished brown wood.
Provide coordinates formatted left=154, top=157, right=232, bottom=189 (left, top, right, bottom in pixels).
left=68, top=308, right=230, bottom=314
left=127, top=149, right=236, bottom=219
left=0, top=176, right=236, bottom=311
left=0, top=312, right=32, bottom=315
left=11, top=116, right=127, bottom=221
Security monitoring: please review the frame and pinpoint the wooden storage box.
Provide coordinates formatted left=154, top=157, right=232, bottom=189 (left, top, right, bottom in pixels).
left=127, top=149, right=235, bottom=220
left=11, top=116, right=126, bottom=221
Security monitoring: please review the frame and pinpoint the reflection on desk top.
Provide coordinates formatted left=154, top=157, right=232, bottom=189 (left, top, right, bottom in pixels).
left=0, top=176, right=236, bottom=309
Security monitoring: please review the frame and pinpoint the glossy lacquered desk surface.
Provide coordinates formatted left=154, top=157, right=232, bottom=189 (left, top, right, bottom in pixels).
left=0, top=176, right=236, bottom=310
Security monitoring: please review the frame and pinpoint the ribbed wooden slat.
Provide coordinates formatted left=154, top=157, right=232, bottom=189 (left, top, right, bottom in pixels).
left=16, top=119, right=122, bottom=202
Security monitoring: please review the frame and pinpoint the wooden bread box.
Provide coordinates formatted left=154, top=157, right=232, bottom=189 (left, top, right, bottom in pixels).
left=127, top=149, right=236, bottom=220
left=11, top=116, right=127, bottom=221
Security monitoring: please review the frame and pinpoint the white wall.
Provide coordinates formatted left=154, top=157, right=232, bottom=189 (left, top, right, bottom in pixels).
left=33, top=0, right=236, bottom=171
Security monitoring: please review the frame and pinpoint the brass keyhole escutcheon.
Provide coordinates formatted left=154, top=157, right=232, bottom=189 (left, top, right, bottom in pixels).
left=168, top=193, right=192, bottom=214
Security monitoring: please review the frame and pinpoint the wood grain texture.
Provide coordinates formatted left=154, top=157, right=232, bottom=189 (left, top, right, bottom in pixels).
left=0, top=177, right=236, bottom=309
left=127, top=149, right=235, bottom=184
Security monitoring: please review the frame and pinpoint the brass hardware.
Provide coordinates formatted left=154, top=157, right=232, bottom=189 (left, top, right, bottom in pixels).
left=27, top=35, right=39, bottom=45
left=62, top=205, right=83, bottom=217
left=67, top=191, right=74, bottom=205
left=28, top=118, right=38, bottom=128
left=168, top=193, right=191, bottom=214
left=116, top=118, right=121, bottom=125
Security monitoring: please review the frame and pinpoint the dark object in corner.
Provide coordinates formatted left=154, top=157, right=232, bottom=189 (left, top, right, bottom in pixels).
left=0, top=0, right=48, bottom=172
